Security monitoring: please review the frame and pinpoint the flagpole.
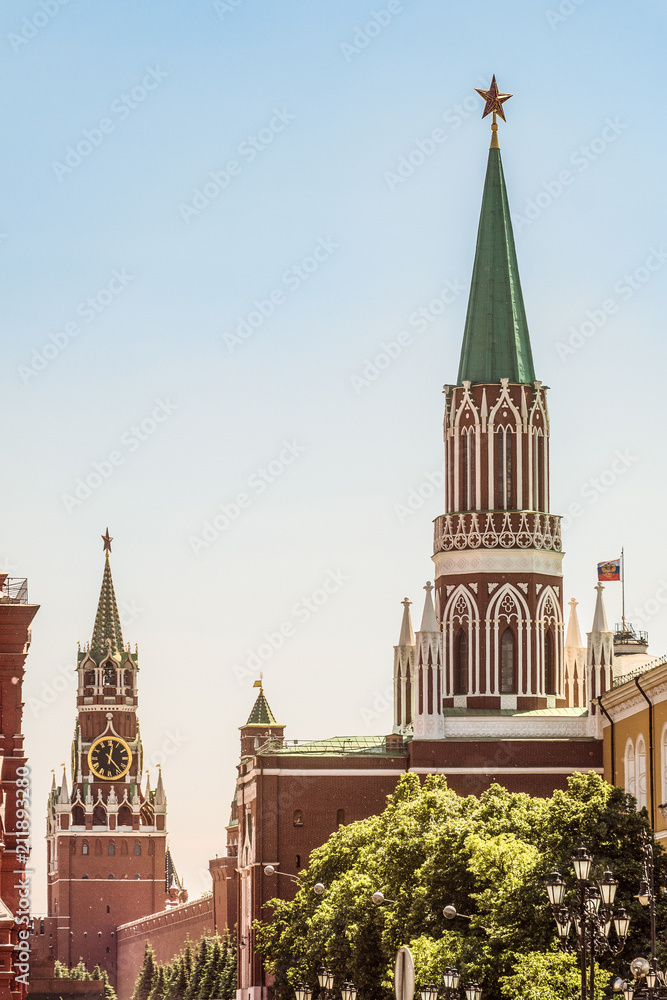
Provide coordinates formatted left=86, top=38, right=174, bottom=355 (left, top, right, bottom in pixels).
left=621, top=547, right=625, bottom=630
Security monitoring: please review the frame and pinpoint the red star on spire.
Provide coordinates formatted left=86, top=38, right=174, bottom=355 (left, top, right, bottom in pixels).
left=102, top=528, right=113, bottom=555
left=475, top=75, right=513, bottom=122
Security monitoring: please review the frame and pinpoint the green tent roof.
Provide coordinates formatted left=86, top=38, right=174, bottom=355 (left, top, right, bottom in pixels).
left=245, top=689, right=278, bottom=725
left=457, top=146, right=536, bottom=385
left=90, top=555, right=124, bottom=654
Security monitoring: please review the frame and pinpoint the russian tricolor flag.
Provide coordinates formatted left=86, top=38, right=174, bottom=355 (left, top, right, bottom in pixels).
left=597, top=559, right=621, bottom=581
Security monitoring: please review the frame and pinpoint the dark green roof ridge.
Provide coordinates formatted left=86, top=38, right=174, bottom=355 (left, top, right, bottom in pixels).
left=457, top=145, right=536, bottom=385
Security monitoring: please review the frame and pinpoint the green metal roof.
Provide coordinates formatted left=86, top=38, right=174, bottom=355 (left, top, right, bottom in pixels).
left=267, top=736, right=407, bottom=757
left=457, top=146, right=536, bottom=386
left=245, top=690, right=278, bottom=725
left=90, top=555, right=124, bottom=654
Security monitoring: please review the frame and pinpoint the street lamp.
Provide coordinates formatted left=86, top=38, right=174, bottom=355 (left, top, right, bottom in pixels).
left=545, top=845, right=629, bottom=1000
left=318, top=967, right=335, bottom=995
left=341, top=983, right=357, bottom=1000
left=631, top=832, right=662, bottom=999
left=437, top=966, right=481, bottom=1000
left=295, top=986, right=313, bottom=1000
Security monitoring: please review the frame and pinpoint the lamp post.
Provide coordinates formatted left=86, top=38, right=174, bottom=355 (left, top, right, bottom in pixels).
left=418, top=969, right=481, bottom=1000
left=622, top=834, right=665, bottom=1000
left=545, top=845, right=630, bottom=1000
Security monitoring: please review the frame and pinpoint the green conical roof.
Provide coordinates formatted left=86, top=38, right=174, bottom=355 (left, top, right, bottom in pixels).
left=457, top=145, right=535, bottom=385
left=90, top=555, right=124, bottom=654
left=245, top=689, right=277, bottom=726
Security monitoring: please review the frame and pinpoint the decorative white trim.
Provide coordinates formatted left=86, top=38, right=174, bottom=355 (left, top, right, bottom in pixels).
left=410, top=766, right=604, bottom=775
left=442, top=714, right=596, bottom=740
left=434, top=549, right=563, bottom=577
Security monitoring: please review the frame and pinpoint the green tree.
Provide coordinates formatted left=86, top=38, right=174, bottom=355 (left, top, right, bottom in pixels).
left=499, top=950, right=611, bottom=1000
left=132, top=943, right=158, bottom=1000
left=219, top=937, right=237, bottom=1000
left=147, top=965, right=166, bottom=1000
left=184, top=939, right=210, bottom=1000
left=164, top=957, right=188, bottom=1000
left=255, top=772, right=666, bottom=1000
left=198, top=938, right=223, bottom=1000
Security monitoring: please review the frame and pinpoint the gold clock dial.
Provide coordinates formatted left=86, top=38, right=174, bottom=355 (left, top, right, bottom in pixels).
left=88, top=736, right=132, bottom=781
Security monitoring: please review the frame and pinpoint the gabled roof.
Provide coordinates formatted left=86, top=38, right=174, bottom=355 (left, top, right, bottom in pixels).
left=457, top=145, right=536, bottom=386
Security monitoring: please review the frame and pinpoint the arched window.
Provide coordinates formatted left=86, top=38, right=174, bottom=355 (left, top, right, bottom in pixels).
left=82, top=841, right=89, bottom=856
left=108, top=842, right=115, bottom=856
left=134, top=843, right=141, bottom=856
left=72, top=805, right=85, bottom=827
left=82, top=874, right=88, bottom=879
left=103, top=664, right=116, bottom=686
left=496, top=427, right=513, bottom=510
left=455, top=630, right=468, bottom=695
left=544, top=629, right=556, bottom=696
left=293, top=810, right=303, bottom=827
left=107, top=874, right=114, bottom=880
left=118, top=805, right=132, bottom=827
left=533, top=432, right=541, bottom=511
left=86, top=671, right=95, bottom=686
left=92, top=805, right=106, bottom=826
left=427, top=664, right=434, bottom=715
left=637, top=736, right=647, bottom=811
left=337, top=809, right=345, bottom=826
left=501, top=629, right=516, bottom=694
left=625, top=739, right=636, bottom=799
left=461, top=429, right=475, bottom=511
left=124, top=671, right=132, bottom=687
left=405, top=670, right=412, bottom=725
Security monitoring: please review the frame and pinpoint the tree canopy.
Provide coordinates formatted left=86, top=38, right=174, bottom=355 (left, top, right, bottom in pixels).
left=254, top=772, right=667, bottom=1000
left=130, top=932, right=236, bottom=1000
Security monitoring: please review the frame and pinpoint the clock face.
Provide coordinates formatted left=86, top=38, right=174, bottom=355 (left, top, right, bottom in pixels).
left=88, top=736, right=132, bottom=781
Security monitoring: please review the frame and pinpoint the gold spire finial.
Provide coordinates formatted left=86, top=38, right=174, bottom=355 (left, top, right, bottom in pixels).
left=102, top=528, right=113, bottom=555
left=253, top=672, right=263, bottom=691
left=475, top=75, right=512, bottom=148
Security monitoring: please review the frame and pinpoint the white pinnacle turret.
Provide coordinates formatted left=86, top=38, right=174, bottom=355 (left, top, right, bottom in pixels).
left=420, top=582, right=438, bottom=633
left=587, top=584, right=614, bottom=710
left=564, top=598, right=587, bottom=708
left=398, top=597, right=414, bottom=646
left=393, top=598, right=415, bottom=735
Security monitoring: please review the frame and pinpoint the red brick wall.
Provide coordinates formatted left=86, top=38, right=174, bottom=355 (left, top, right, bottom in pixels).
left=115, top=896, right=214, bottom=1000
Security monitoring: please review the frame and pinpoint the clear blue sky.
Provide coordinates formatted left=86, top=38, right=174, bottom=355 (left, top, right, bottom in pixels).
left=2, top=0, right=665, bottom=909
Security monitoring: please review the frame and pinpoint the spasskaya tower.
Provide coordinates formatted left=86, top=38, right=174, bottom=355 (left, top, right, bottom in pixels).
left=45, top=532, right=171, bottom=984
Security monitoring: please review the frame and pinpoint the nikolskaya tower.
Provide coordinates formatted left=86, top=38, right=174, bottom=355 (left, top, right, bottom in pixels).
left=394, top=78, right=594, bottom=754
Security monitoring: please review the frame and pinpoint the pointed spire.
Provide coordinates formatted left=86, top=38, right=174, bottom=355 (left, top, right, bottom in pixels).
left=419, top=582, right=438, bottom=633
left=58, top=766, right=69, bottom=805
left=155, top=766, right=165, bottom=806
left=245, top=685, right=278, bottom=725
left=90, top=535, right=124, bottom=655
left=398, top=598, right=414, bottom=646
left=457, top=144, right=535, bottom=386
left=565, top=598, right=584, bottom=648
left=144, top=771, right=151, bottom=799
left=50, top=770, right=56, bottom=795
left=592, top=584, right=609, bottom=633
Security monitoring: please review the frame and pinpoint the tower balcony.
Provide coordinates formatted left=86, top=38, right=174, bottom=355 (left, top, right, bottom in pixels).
left=434, top=510, right=562, bottom=554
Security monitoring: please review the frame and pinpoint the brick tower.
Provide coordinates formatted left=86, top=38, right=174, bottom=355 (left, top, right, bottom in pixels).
left=431, top=88, right=576, bottom=718
left=45, top=533, right=169, bottom=985
left=0, top=575, right=38, bottom=1000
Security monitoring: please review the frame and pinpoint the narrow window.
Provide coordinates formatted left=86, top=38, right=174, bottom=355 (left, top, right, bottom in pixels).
left=405, top=671, right=412, bottom=725
left=496, top=428, right=513, bottom=509
left=108, top=842, right=115, bottom=856
left=418, top=665, right=424, bottom=714
left=455, top=630, right=468, bottom=695
left=501, top=629, right=516, bottom=693
left=336, top=809, right=345, bottom=826
left=108, top=874, right=114, bottom=880
left=462, top=431, right=474, bottom=511
left=134, top=843, right=141, bottom=856
left=134, top=874, right=140, bottom=880
left=82, top=841, right=89, bottom=856
left=533, top=433, right=540, bottom=510
left=427, top=664, right=434, bottom=715
left=106, top=906, right=110, bottom=914
left=293, top=810, right=303, bottom=827
left=103, top=665, right=115, bottom=686
left=295, top=855, right=301, bottom=869
left=545, top=629, right=555, bottom=695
